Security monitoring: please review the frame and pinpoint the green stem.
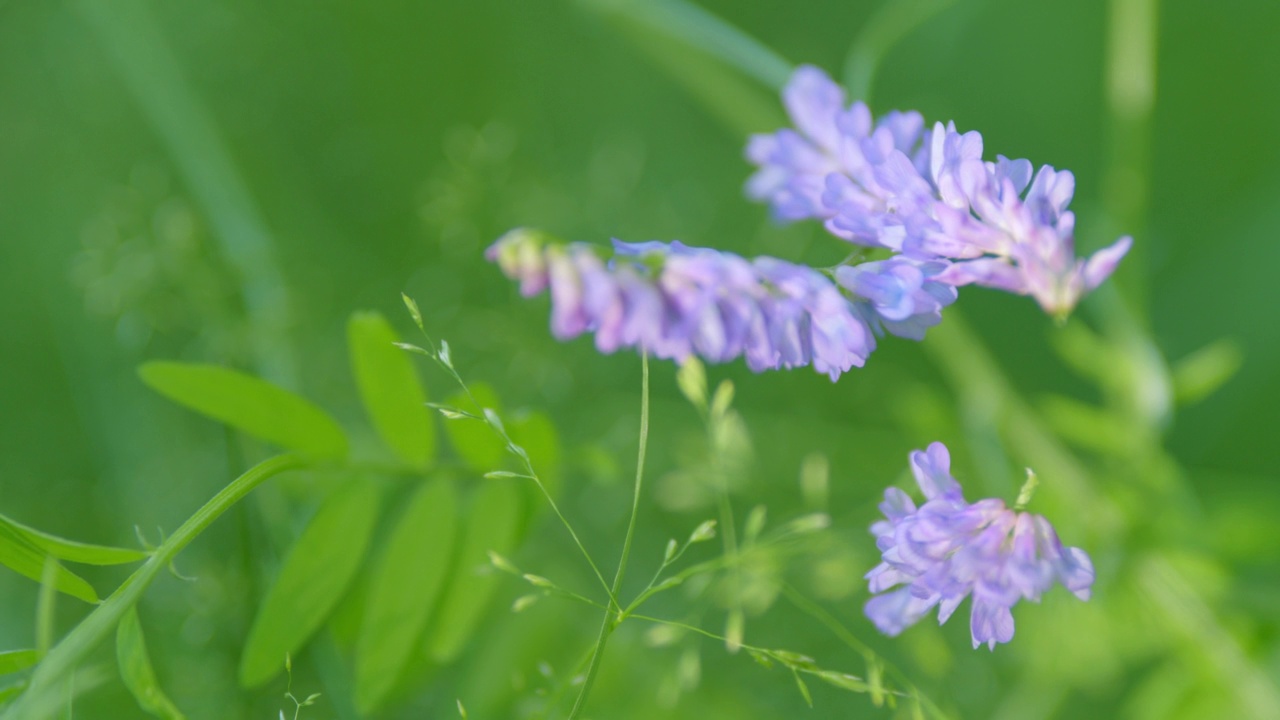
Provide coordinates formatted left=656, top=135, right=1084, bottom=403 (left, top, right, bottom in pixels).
left=613, top=352, right=650, bottom=597
left=567, top=353, right=651, bottom=719
left=780, top=585, right=949, bottom=719
left=410, top=321, right=617, bottom=607
left=4, top=455, right=305, bottom=720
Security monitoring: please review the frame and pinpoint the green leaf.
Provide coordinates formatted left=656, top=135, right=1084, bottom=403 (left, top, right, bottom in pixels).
left=239, top=481, right=380, bottom=688
left=139, top=362, right=347, bottom=460
left=356, top=477, right=459, bottom=713
left=1, top=455, right=305, bottom=720
left=0, top=651, right=36, bottom=676
left=1039, top=395, right=1134, bottom=454
left=0, top=680, right=26, bottom=707
left=348, top=311, right=436, bottom=467
left=443, top=384, right=506, bottom=473
left=0, top=523, right=98, bottom=603
left=116, top=607, right=186, bottom=719
left=0, top=514, right=147, bottom=566
left=426, top=481, right=522, bottom=663
left=1172, top=338, right=1243, bottom=406
left=676, top=357, right=707, bottom=411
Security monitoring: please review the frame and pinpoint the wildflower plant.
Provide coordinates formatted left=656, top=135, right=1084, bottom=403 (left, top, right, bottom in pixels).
left=477, top=55, right=1120, bottom=717
left=2, top=2, right=1265, bottom=720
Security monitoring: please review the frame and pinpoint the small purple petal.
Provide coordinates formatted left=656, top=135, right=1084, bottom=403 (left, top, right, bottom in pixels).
left=970, top=598, right=1015, bottom=650
left=1082, top=235, right=1133, bottom=290
left=864, top=441, right=1095, bottom=650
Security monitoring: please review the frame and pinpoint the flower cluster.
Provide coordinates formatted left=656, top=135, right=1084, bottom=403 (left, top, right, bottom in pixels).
left=488, top=64, right=1131, bottom=380
left=486, top=229, right=955, bottom=380
left=747, top=65, right=1131, bottom=316
left=864, top=442, right=1095, bottom=649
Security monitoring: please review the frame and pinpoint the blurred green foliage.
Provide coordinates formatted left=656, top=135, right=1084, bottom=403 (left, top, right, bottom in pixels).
left=1, top=0, right=1279, bottom=718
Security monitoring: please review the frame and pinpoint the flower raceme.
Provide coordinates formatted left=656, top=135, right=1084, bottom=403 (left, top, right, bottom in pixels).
left=864, top=442, right=1094, bottom=649
left=487, top=64, right=1132, bottom=377
left=486, top=230, right=955, bottom=381
left=747, top=65, right=1131, bottom=317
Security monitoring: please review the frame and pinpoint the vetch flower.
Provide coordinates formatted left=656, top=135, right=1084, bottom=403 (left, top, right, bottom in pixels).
left=486, top=229, right=955, bottom=380
left=746, top=65, right=1131, bottom=316
left=863, top=442, right=1094, bottom=650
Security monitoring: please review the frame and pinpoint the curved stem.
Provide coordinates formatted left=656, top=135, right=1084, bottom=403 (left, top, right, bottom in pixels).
left=408, top=316, right=617, bottom=607
left=567, top=353, right=651, bottom=719
left=613, top=352, right=651, bottom=596
left=5, top=455, right=305, bottom=720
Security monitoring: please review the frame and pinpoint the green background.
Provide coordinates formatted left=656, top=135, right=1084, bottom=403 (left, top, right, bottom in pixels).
left=1, top=0, right=1277, bottom=717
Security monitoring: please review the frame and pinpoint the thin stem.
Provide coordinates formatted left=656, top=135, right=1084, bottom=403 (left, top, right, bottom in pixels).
left=625, top=613, right=912, bottom=700
left=4, top=455, right=305, bottom=720
left=614, top=352, right=651, bottom=591
left=408, top=321, right=617, bottom=608
left=623, top=519, right=824, bottom=617
left=780, top=584, right=949, bottom=718
left=534, top=644, right=599, bottom=720
left=567, top=352, right=652, bottom=719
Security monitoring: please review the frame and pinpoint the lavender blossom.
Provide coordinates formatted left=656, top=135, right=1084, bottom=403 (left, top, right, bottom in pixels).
left=486, top=229, right=955, bottom=380
left=864, top=442, right=1094, bottom=650
left=747, top=65, right=1132, bottom=316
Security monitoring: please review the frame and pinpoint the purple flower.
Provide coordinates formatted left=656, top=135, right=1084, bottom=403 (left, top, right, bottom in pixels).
left=487, top=230, right=956, bottom=380
left=747, top=65, right=1132, bottom=316
left=489, top=230, right=868, bottom=378
left=864, top=442, right=1094, bottom=650
left=836, top=257, right=957, bottom=341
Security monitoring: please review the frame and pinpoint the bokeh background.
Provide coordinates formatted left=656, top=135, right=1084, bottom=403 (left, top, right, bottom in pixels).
left=2, top=0, right=1278, bottom=718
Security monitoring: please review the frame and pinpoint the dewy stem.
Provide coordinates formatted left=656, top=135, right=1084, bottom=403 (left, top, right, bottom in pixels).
left=567, top=352, right=651, bottom=719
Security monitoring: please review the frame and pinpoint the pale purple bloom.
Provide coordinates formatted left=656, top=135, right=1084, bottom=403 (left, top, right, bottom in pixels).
left=864, top=442, right=1094, bottom=650
left=487, top=230, right=955, bottom=380
left=747, top=65, right=1132, bottom=316
left=835, top=257, right=956, bottom=341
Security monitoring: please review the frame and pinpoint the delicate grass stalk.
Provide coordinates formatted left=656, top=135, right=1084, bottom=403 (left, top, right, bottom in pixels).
left=35, top=558, right=57, bottom=659
left=624, top=613, right=912, bottom=702
left=780, top=584, right=951, bottom=719
left=614, top=352, right=650, bottom=600
left=567, top=353, right=651, bottom=719
left=403, top=301, right=618, bottom=609
left=2, top=455, right=305, bottom=720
